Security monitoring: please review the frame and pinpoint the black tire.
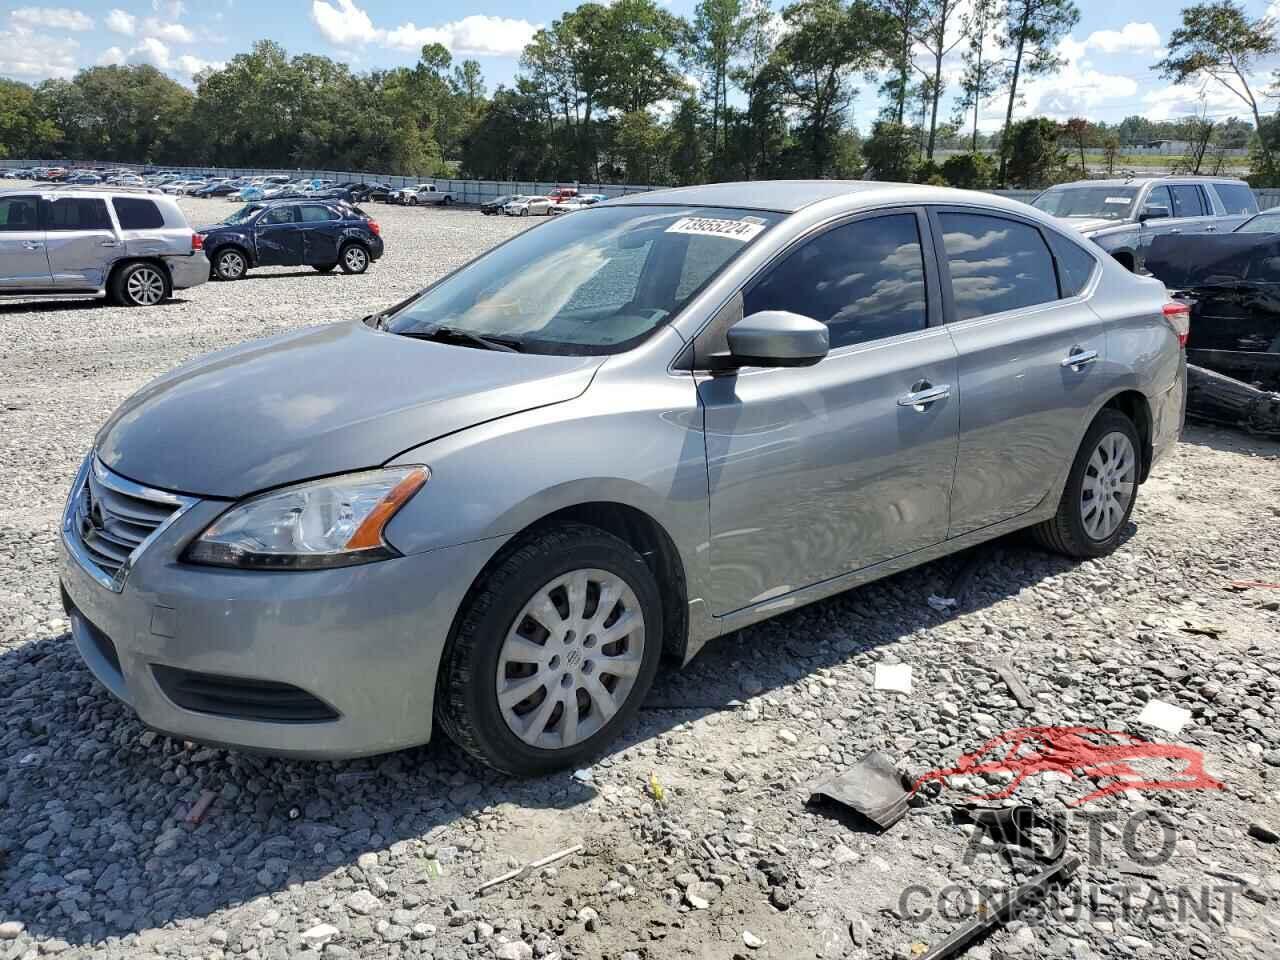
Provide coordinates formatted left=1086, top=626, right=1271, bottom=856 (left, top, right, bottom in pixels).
left=1031, top=409, right=1141, bottom=559
left=338, top=243, right=370, bottom=274
left=408, top=196, right=418, bottom=206
left=435, top=523, right=664, bottom=776
left=212, top=247, right=249, bottom=281
left=520, top=208, right=529, bottom=217
left=313, top=264, right=336, bottom=273
left=110, top=261, right=171, bottom=307
left=442, top=195, right=452, bottom=206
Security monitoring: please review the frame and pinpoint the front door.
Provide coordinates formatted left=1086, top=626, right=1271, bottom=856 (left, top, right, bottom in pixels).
left=0, top=195, right=51, bottom=289
left=254, top=206, right=304, bottom=266
left=932, top=208, right=1107, bottom=536
left=42, top=196, right=118, bottom=289
left=699, top=210, right=960, bottom=615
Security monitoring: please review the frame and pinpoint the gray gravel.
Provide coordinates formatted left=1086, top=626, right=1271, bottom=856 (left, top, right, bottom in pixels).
left=1, top=184, right=1279, bottom=960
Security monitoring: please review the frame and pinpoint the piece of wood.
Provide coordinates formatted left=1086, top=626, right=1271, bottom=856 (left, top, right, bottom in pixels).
left=185, top=789, right=217, bottom=825
left=473, top=843, right=583, bottom=896
left=995, top=658, right=1035, bottom=709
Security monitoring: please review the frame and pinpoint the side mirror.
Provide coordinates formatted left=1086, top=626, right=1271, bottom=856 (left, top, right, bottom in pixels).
left=1140, top=205, right=1171, bottom=223
left=723, top=310, right=830, bottom=369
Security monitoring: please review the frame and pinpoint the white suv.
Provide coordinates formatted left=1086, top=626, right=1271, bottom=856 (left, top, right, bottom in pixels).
left=0, top=187, right=209, bottom=306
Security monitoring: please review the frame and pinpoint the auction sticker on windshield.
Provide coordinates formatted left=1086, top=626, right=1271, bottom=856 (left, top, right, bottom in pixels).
left=665, top=216, right=766, bottom=241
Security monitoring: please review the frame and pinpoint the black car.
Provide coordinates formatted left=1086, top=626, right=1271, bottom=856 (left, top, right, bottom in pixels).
left=480, top=195, right=517, bottom=215
left=352, top=183, right=395, bottom=202
left=199, top=199, right=384, bottom=281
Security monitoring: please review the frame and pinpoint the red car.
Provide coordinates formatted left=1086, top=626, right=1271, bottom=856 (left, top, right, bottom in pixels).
left=547, top=188, right=578, bottom=204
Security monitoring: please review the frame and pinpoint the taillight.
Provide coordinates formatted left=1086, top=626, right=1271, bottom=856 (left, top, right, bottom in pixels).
left=367, top=220, right=380, bottom=236
left=1162, top=301, right=1190, bottom=348
left=191, top=232, right=204, bottom=251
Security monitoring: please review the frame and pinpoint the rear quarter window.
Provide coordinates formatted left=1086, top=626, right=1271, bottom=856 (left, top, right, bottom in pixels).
left=112, top=198, right=165, bottom=230
left=1212, top=182, right=1258, bottom=216
left=1046, top=232, right=1098, bottom=297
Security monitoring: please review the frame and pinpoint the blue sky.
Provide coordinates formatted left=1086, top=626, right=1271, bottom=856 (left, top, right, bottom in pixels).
left=4, top=0, right=1280, bottom=132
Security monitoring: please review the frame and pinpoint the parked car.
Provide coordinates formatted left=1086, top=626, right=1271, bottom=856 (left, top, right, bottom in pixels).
left=195, top=180, right=243, bottom=197
left=58, top=182, right=1186, bottom=774
left=199, top=198, right=383, bottom=280
left=480, top=194, right=519, bottom=215
left=1031, top=176, right=1258, bottom=273
left=0, top=188, right=208, bottom=306
left=505, top=195, right=553, bottom=216
left=391, top=183, right=454, bottom=206
left=352, top=183, right=394, bottom=203
left=1231, top=208, right=1280, bottom=233
left=65, top=172, right=103, bottom=185
left=547, top=193, right=608, bottom=215
left=547, top=187, right=578, bottom=204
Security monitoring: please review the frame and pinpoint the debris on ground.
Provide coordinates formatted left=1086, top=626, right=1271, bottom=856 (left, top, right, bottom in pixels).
left=808, top=751, right=913, bottom=830
left=184, top=789, right=217, bottom=825
left=874, top=662, right=913, bottom=694
left=1136, top=698, right=1193, bottom=735
left=927, top=594, right=958, bottom=613
left=994, top=657, right=1035, bottom=709
left=473, top=843, right=584, bottom=896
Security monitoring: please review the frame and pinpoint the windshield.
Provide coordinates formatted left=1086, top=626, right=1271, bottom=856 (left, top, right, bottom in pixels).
left=382, top=205, right=782, bottom=355
left=222, top=204, right=263, bottom=226
left=1236, top=211, right=1280, bottom=234
left=1032, top=186, right=1139, bottom=221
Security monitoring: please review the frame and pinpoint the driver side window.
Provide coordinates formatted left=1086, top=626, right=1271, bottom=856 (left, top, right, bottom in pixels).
left=1143, top=186, right=1172, bottom=219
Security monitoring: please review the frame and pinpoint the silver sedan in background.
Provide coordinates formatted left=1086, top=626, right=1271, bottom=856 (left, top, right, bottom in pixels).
left=59, top=182, right=1187, bottom=775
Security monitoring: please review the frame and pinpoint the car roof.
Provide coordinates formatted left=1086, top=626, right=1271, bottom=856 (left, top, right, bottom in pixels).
left=605, top=180, right=1052, bottom=216
left=1046, top=176, right=1249, bottom=188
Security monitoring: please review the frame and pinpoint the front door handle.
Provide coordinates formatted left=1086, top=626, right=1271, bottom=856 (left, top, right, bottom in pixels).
left=22, top=241, right=44, bottom=250
left=1168, top=228, right=1181, bottom=235
left=897, top=381, right=952, bottom=410
left=1061, top=349, right=1099, bottom=370
left=1204, top=225, right=1218, bottom=232
left=100, top=240, right=120, bottom=247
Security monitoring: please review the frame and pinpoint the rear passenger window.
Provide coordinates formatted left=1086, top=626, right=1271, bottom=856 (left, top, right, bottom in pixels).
left=1213, top=182, right=1258, bottom=215
left=299, top=205, right=338, bottom=223
left=1169, top=185, right=1206, bottom=217
left=112, top=198, right=165, bottom=230
left=44, top=197, right=112, bottom=231
left=938, top=212, right=1057, bottom=321
left=744, top=213, right=927, bottom=348
left=0, top=196, right=38, bottom=232
left=1047, top=232, right=1098, bottom=297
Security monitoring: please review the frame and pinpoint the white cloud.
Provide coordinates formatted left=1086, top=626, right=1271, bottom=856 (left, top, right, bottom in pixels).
left=105, top=8, right=136, bottom=34
left=311, top=0, right=538, bottom=56
left=97, top=45, right=126, bottom=65
left=1142, top=74, right=1268, bottom=122
left=152, top=0, right=186, bottom=17
left=981, top=36, right=1140, bottom=125
left=128, top=35, right=171, bottom=69
left=0, top=23, right=79, bottom=79
left=10, top=6, right=94, bottom=31
left=383, top=16, right=540, bottom=56
left=1085, top=21, right=1161, bottom=55
left=142, top=18, right=195, bottom=43
left=176, top=52, right=222, bottom=77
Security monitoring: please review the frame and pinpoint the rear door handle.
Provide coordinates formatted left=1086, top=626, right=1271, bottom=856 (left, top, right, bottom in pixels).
left=1168, top=228, right=1181, bottom=235
left=898, top=382, right=951, bottom=409
left=1061, top=349, right=1099, bottom=369
left=100, top=240, right=120, bottom=247
left=22, top=241, right=44, bottom=250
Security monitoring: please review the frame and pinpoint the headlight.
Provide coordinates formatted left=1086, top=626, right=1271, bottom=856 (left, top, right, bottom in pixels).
left=184, top=466, right=428, bottom=570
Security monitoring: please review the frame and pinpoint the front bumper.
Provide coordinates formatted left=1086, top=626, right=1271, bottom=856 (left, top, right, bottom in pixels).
left=59, top=463, right=506, bottom=758
left=164, top=252, right=210, bottom=291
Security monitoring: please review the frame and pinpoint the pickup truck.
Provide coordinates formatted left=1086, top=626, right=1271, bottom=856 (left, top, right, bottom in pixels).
left=391, top=184, right=454, bottom=207
left=1030, top=176, right=1258, bottom=273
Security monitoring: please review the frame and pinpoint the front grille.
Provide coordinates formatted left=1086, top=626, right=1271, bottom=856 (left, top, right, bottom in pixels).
left=67, top=458, right=192, bottom=589
left=152, top=665, right=340, bottom=723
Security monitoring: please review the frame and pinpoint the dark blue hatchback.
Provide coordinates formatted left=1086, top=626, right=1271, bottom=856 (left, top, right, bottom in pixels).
left=199, top=199, right=384, bottom=281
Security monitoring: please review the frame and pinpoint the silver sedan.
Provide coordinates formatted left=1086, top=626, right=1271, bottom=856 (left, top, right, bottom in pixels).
left=60, top=182, right=1187, bottom=775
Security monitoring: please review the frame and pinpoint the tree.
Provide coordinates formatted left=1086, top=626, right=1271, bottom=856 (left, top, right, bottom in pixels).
left=1102, top=134, right=1120, bottom=176
left=912, top=0, right=967, bottom=160
left=1156, top=1, right=1278, bottom=171
left=874, top=0, right=924, bottom=125
left=1062, top=117, right=1091, bottom=171
left=613, top=109, right=666, bottom=183
left=0, top=79, right=61, bottom=159
left=668, top=96, right=707, bottom=184
left=598, top=0, right=687, bottom=114
left=862, top=119, right=918, bottom=180
left=996, top=0, right=1079, bottom=185
left=954, top=0, right=1002, bottom=152
left=1002, top=116, right=1064, bottom=187
left=772, top=0, right=892, bottom=176
left=940, top=151, right=995, bottom=187
left=689, top=0, right=749, bottom=175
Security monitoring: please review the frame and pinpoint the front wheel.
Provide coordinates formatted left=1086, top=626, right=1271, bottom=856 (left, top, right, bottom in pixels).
left=339, top=243, right=369, bottom=274
left=520, top=208, right=529, bottom=217
left=435, top=524, right=663, bottom=776
left=213, top=248, right=248, bottom=281
left=1031, top=409, right=1141, bottom=558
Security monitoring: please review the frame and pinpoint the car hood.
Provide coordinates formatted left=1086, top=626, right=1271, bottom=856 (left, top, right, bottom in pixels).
left=1055, top=216, right=1128, bottom=235
left=96, top=321, right=602, bottom=499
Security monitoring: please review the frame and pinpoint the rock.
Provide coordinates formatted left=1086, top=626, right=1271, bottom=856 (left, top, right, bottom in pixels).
left=494, top=940, right=533, bottom=960
left=1248, top=820, right=1279, bottom=844
left=777, top=730, right=798, bottom=746
left=743, top=930, right=765, bottom=949
left=345, top=890, right=381, bottom=915
left=577, top=907, right=599, bottom=931
left=0, top=922, right=24, bottom=940
left=684, top=881, right=721, bottom=910
left=301, top=925, right=340, bottom=948
left=769, top=887, right=792, bottom=911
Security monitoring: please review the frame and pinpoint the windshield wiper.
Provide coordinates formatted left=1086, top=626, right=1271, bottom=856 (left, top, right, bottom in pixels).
left=394, top=325, right=524, bottom=353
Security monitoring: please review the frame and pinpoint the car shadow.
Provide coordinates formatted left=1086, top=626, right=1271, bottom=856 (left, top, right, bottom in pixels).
left=0, top=298, right=191, bottom=315
left=0, top=530, right=1099, bottom=946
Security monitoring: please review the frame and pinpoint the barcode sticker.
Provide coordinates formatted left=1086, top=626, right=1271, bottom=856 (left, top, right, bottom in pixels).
left=665, top=216, right=766, bottom=241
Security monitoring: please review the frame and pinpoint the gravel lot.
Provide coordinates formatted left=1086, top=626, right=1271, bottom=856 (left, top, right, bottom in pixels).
left=1, top=185, right=1279, bottom=960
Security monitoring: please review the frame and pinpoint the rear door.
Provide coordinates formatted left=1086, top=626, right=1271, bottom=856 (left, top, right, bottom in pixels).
left=1167, top=183, right=1213, bottom=235
left=298, top=204, right=341, bottom=265
left=700, top=209, right=960, bottom=614
left=935, top=208, right=1107, bottom=536
left=254, top=205, right=304, bottom=266
left=0, top=194, right=51, bottom=289
left=42, top=195, right=118, bottom=289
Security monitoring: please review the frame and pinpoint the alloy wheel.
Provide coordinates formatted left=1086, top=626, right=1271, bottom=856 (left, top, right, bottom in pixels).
left=495, top=568, right=646, bottom=750
left=343, top=246, right=368, bottom=272
left=218, top=251, right=245, bottom=279
left=1080, top=431, right=1136, bottom=540
left=126, top=267, right=165, bottom=305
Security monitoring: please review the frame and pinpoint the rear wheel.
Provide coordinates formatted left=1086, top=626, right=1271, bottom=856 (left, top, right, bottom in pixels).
left=435, top=524, right=663, bottom=776
left=213, top=248, right=248, bottom=281
left=110, top=262, right=170, bottom=306
left=1031, top=409, right=1140, bottom=558
left=339, top=243, right=369, bottom=274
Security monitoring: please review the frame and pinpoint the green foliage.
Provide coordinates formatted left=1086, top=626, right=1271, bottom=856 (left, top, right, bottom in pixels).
left=940, top=151, right=995, bottom=188
left=862, top=120, right=918, bottom=180
left=1001, top=116, right=1066, bottom=188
